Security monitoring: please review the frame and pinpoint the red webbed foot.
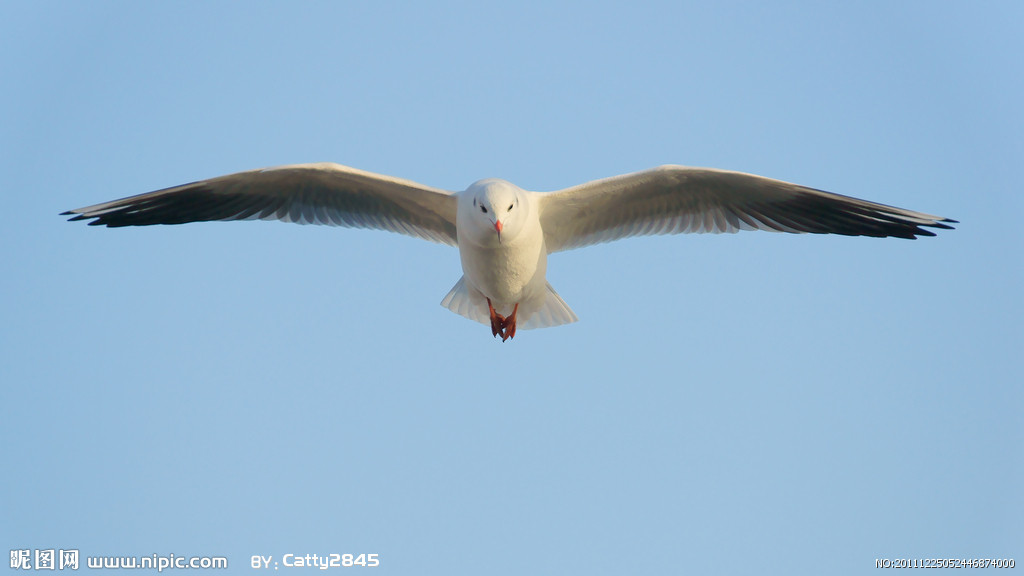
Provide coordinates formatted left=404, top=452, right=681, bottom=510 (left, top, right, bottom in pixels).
left=487, top=298, right=506, bottom=339
left=500, top=303, right=519, bottom=342
left=487, top=299, right=519, bottom=341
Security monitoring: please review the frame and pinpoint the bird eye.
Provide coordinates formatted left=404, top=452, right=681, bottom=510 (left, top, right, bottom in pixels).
left=480, top=206, right=488, bottom=213
left=508, top=203, right=514, bottom=211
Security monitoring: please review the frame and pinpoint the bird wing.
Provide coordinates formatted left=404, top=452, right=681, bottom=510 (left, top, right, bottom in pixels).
left=63, top=162, right=459, bottom=245
left=538, top=165, right=956, bottom=253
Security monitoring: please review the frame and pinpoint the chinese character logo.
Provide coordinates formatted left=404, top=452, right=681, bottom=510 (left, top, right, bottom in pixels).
left=10, top=549, right=31, bottom=570
left=10, top=549, right=79, bottom=571
left=36, top=549, right=55, bottom=570
left=60, top=550, right=79, bottom=570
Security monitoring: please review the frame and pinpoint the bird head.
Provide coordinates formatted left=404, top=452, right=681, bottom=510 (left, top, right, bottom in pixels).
left=461, top=179, right=524, bottom=245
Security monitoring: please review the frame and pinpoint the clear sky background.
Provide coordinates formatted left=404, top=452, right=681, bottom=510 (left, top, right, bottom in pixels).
left=2, top=2, right=1021, bottom=574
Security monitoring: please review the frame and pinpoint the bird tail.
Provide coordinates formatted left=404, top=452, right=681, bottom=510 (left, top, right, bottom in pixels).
left=440, top=276, right=578, bottom=330
left=522, top=281, right=578, bottom=329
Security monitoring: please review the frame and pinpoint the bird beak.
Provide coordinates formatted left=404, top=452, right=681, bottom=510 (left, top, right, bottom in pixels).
left=495, top=219, right=503, bottom=243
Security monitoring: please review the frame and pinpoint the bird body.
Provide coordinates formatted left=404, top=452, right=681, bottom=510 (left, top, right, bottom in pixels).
left=64, top=163, right=955, bottom=340
left=457, top=179, right=546, bottom=307
left=446, top=178, right=573, bottom=338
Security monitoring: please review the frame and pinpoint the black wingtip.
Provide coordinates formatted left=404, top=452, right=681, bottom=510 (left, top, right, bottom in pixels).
left=926, top=218, right=957, bottom=232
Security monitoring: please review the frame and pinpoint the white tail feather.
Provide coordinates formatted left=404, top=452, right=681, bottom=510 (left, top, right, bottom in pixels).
left=440, top=276, right=578, bottom=330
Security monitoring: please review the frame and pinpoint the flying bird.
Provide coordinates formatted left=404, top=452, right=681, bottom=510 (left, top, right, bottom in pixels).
left=63, top=163, right=956, bottom=341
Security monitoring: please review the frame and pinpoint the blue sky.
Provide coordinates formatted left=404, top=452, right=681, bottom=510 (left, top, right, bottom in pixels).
left=2, top=1, right=1020, bottom=574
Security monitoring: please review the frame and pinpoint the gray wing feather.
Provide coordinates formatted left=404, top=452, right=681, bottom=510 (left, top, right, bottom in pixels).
left=539, top=165, right=956, bottom=253
left=63, top=162, right=459, bottom=245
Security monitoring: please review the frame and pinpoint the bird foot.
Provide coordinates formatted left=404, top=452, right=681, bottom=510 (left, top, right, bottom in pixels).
left=502, top=303, right=518, bottom=341
left=486, top=299, right=519, bottom=342
left=487, top=298, right=504, bottom=337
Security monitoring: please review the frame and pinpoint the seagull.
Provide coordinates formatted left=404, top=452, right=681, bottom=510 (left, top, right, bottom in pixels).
left=63, top=163, right=956, bottom=341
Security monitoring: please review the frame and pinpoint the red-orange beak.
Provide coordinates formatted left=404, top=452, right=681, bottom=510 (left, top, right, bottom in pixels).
left=495, top=219, right=503, bottom=243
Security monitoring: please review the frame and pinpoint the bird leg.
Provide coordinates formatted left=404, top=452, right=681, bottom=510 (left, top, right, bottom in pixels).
left=486, top=299, right=519, bottom=341
left=500, top=303, right=519, bottom=342
left=487, top=298, right=506, bottom=339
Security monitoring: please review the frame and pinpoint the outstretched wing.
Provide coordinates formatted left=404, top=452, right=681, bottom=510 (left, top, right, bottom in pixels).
left=63, top=162, right=459, bottom=245
left=539, top=165, right=956, bottom=253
